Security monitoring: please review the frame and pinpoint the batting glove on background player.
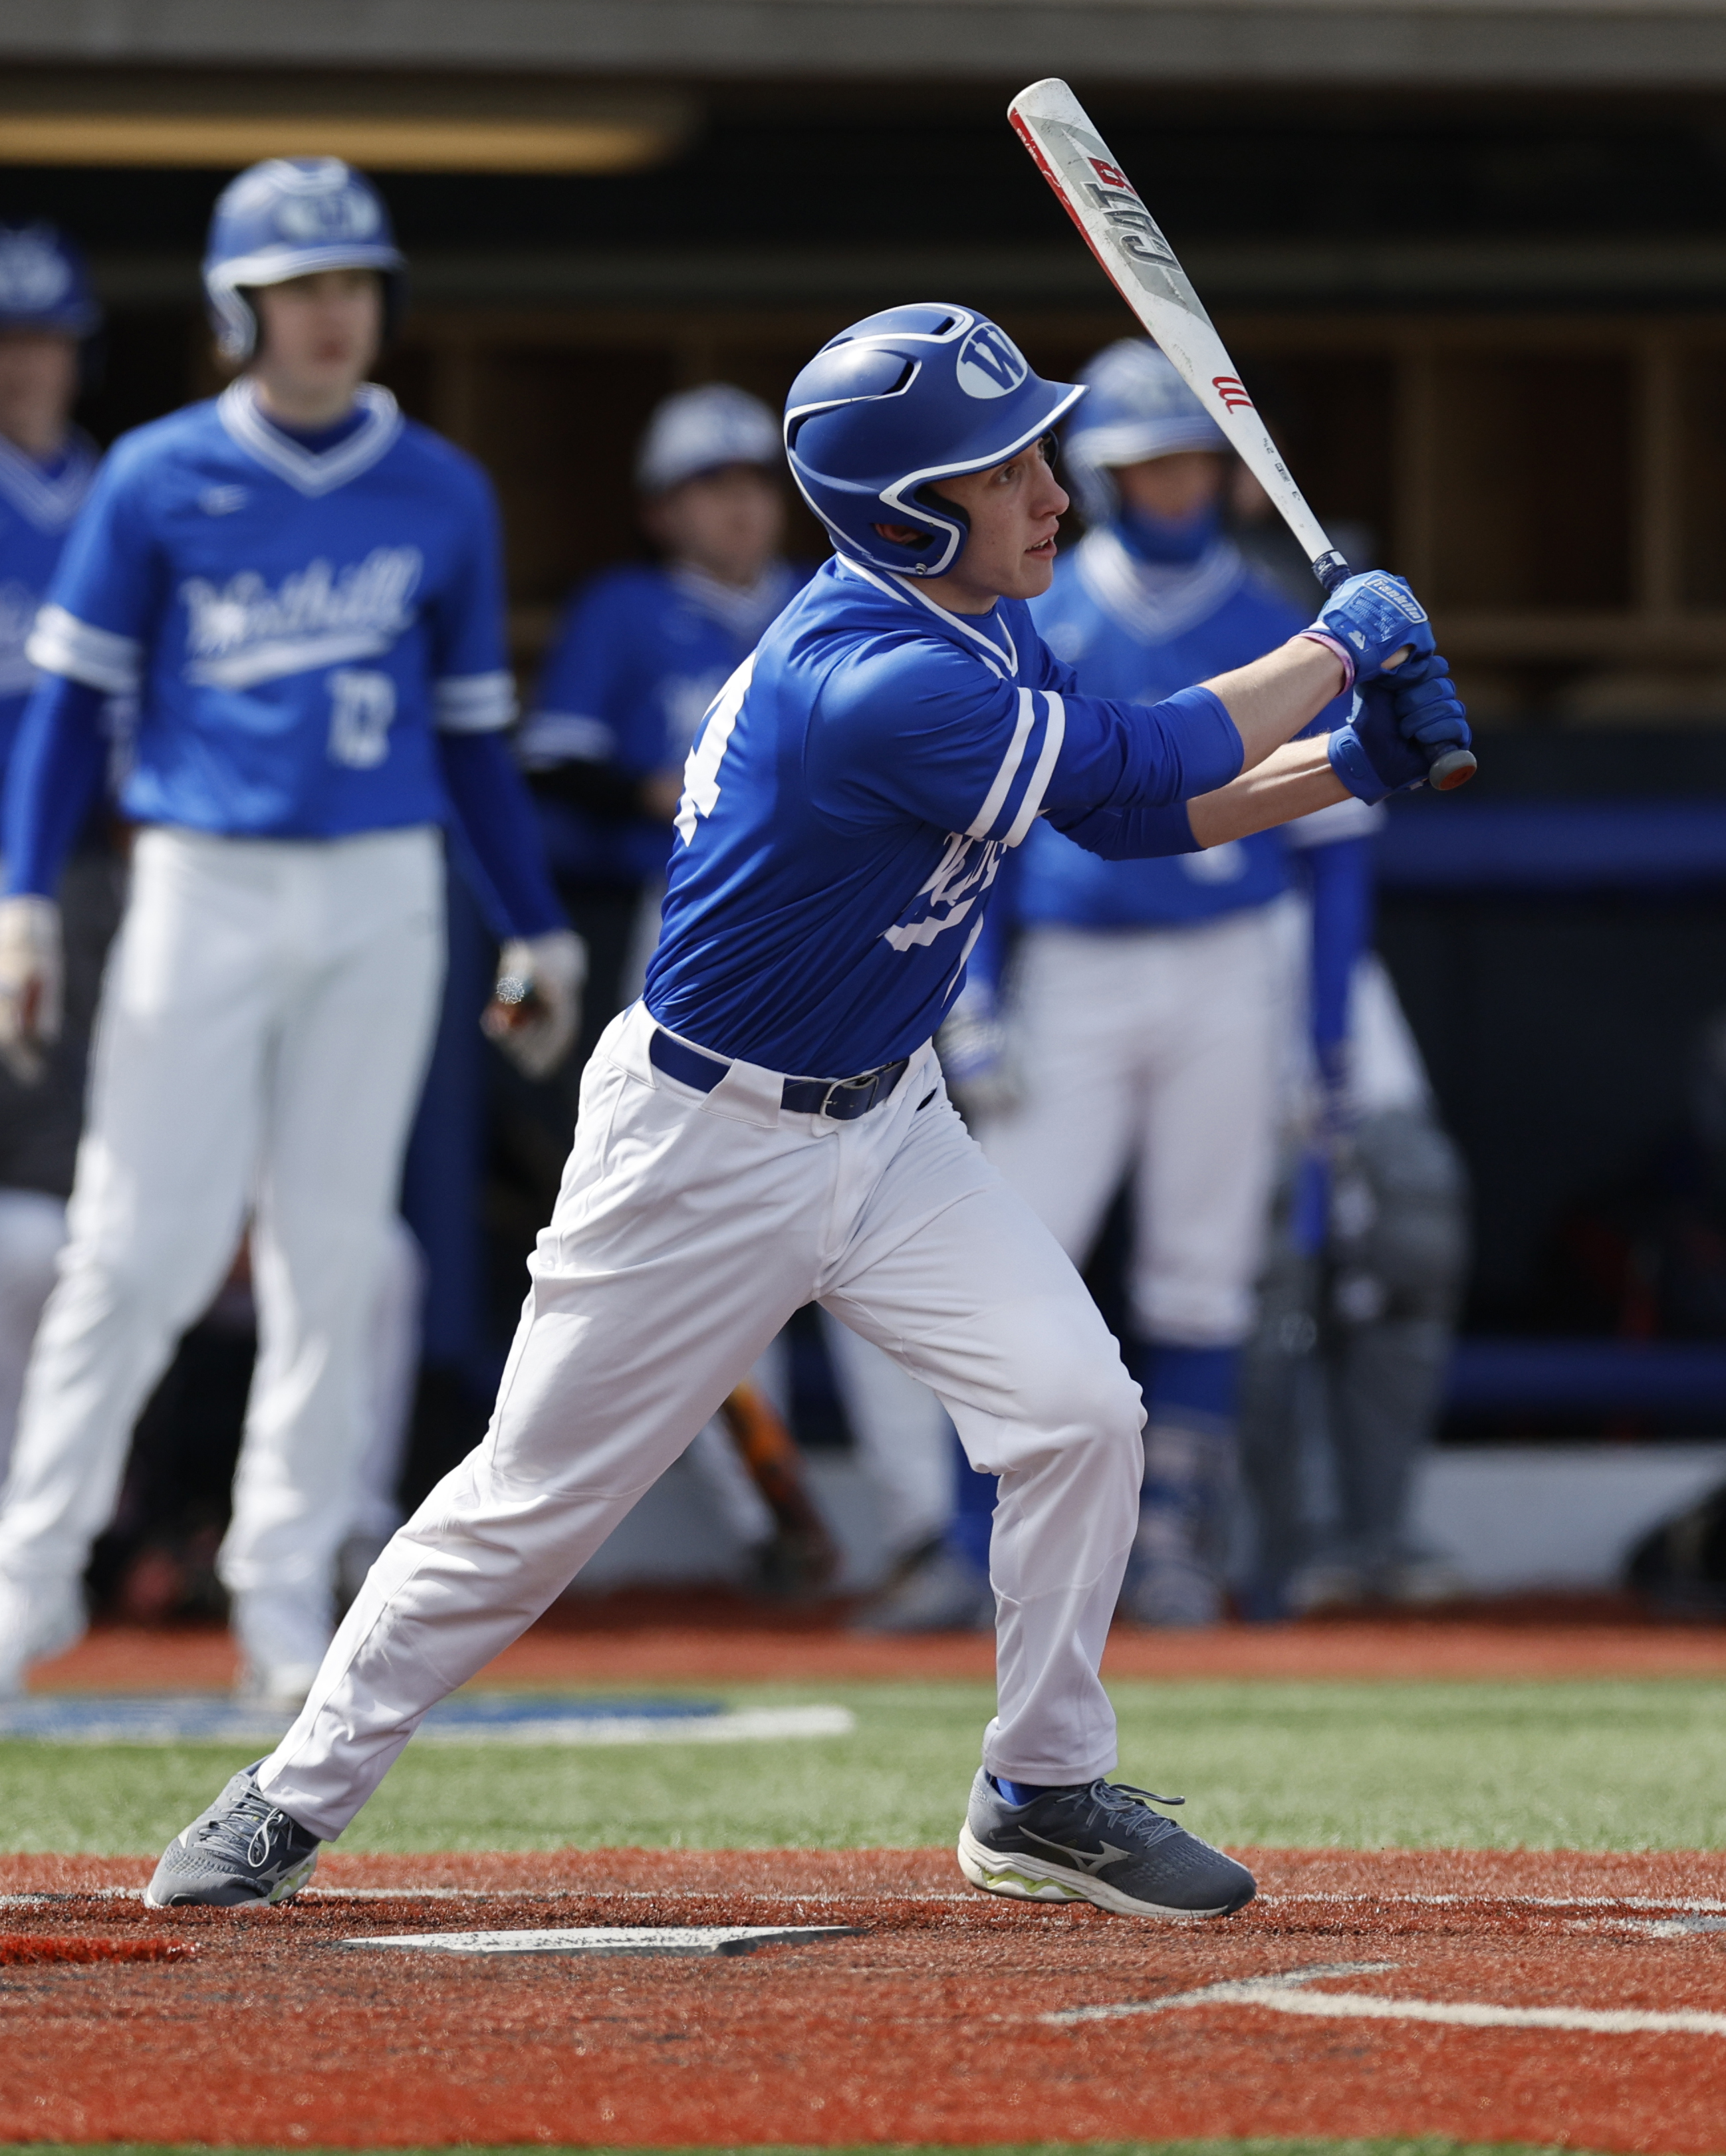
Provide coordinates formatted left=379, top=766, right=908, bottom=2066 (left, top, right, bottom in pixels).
left=1301, top=570, right=1437, bottom=687
left=0, top=896, right=63, bottom=1085
left=1327, top=654, right=1471, bottom=806
left=482, top=928, right=588, bottom=1080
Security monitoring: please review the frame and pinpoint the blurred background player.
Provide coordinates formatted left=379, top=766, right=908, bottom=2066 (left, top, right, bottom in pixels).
left=0, top=223, right=118, bottom=1488
left=0, top=156, right=582, bottom=1705
left=521, top=384, right=953, bottom=1595
left=520, top=384, right=807, bottom=1071
left=1238, top=866, right=1469, bottom=1614
left=949, top=339, right=1358, bottom=1625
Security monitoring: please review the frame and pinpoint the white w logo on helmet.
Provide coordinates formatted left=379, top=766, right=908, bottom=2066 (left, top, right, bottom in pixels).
left=275, top=186, right=382, bottom=244
left=955, top=323, right=1030, bottom=400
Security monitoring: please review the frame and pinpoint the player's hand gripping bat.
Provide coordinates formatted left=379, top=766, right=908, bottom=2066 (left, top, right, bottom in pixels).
left=1008, top=76, right=1477, bottom=793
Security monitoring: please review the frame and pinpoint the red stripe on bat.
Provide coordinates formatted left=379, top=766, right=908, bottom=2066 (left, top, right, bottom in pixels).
left=1009, top=110, right=1142, bottom=310
left=1213, top=375, right=1254, bottom=412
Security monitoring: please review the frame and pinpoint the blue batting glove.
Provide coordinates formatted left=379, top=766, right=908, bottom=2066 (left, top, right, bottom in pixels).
left=1380, top=650, right=1470, bottom=748
left=1326, top=657, right=1471, bottom=805
left=1302, top=572, right=1436, bottom=686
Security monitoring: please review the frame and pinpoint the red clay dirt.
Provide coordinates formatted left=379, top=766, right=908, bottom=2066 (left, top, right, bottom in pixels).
left=5, top=1848, right=1726, bottom=2151
left=31, top=1601, right=1726, bottom=1692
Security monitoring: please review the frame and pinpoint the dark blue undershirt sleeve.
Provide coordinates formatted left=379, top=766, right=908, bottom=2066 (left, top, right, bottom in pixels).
left=1046, top=799, right=1200, bottom=860
left=2, top=672, right=106, bottom=898
left=435, top=730, right=568, bottom=941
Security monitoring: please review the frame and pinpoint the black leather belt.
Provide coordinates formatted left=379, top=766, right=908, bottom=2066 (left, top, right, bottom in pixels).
left=649, top=1027, right=910, bottom=1122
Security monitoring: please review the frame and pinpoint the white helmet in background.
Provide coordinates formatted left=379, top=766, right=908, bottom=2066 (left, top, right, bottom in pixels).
left=636, top=384, right=783, bottom=496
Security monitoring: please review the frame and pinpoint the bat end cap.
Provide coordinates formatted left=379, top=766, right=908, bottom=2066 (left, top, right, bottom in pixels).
left=1427, top=748, right=1478, bottom=792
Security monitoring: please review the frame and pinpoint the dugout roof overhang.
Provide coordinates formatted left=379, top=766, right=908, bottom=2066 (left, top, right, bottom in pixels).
left=6, top=0, right=1726, bottom=92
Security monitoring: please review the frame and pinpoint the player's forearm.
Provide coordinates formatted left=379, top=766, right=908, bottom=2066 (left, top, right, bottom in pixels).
left=1202, top=639, right=1348, bottom=773
left=1185, top=737, right=1348, bottom=848
left=437, top=731, right=568, bottom=941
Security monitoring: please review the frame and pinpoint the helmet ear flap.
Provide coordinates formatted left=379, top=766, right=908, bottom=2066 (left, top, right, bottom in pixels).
left=217, top=269, right=403, bottom=370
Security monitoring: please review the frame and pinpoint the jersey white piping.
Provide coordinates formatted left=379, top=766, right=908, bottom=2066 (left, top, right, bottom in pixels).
left=518, top=710, right=616, bottom=767
left=433, top=671, right=516, bottom=733
left=0, top=431, right=97, bottom=533
left=967, top=689, right=1038, bottom=840
left=26, top=604, right=141, bottom=695
left=217, top=380, right=404, bottom=499
left=1076, top=527, right=1246, bottom=648
left=834, top=554, right=1019, bottom=679
left=1003, top=689, right=1066, bottom=846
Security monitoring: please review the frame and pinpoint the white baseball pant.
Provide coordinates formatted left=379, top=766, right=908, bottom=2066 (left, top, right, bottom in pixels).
left=978, top=905, right=1289, bottom=1348
left=0, top=1190, right=66, bottom=1489
left=0, top=826, right=443, bottom=1665
left=258, top=997, right=1146, bottom=1840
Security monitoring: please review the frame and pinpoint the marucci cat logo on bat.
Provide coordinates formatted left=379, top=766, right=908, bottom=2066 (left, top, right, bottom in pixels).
left=1212, top=376, right=1254, bottom=412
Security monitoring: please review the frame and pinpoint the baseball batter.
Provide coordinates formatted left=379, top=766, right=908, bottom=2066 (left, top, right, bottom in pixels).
left=0, top=158, right=582, bottom=1707
left=148, top=304, right=1469, bottom=1917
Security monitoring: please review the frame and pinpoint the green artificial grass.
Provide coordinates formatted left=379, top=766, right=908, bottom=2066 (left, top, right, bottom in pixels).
left=3, top=1677, right=1725, bottom=1855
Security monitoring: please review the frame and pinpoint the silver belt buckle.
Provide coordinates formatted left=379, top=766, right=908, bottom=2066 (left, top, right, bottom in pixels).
left=821, top=1068, right=878, bottom=1119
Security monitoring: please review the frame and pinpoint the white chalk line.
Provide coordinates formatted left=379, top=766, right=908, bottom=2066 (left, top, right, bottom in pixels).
left=0, top=1885, right=971, bottom=1908
left=1051, top=1959, right=1726, bottom=2038
left=1259, top=1891, right=1726, bottom=1913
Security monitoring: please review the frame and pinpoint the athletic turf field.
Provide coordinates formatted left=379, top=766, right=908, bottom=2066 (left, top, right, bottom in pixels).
left=7, top=1628, right=1726, bottom=2152
left=5, top=1677, right=1726, bottom=1854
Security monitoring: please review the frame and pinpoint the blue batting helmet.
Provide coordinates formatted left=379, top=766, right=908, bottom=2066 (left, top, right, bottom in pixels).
left=784, top=304, right=1084, bottom=577
left=0, top=224, right=100, bottom=339
left=203, top=158, right=405, bottom=362
left=1063, top=340, right=1229, bottom=527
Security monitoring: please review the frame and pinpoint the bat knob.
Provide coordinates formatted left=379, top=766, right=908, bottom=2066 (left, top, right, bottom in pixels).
left=1427, top=747, right=1477, bottom=792
left=1312, top=550, right=1350, bottom=594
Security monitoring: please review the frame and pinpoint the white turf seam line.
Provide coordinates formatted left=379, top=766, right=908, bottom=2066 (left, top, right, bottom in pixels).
left=1051, top=1962, right=1726, bottom=2037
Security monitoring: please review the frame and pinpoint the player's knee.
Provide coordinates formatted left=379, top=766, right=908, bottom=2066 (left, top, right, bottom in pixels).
left=1021, top=1336, right=1145, bottom=1461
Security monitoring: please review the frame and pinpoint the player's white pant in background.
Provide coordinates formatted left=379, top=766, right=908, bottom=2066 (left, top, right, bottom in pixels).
left=0, top=1190, right=66, bottom=1488
left=977, top=908, right=1285, bottom=1347
left=258, top=999, right=1145, bottom=1840
left=0, top=827, right=443, bottom=1680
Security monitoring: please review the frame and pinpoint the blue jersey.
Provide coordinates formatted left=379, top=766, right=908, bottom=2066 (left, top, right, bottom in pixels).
left=520, top=559, right=807, bottom=887
left=1024, top=526, right=1333, bottom=928
left=26, top=380, right=513, bottom=838
left=0, top=431, right=98, bottom=783
left=643, top=553, right=1243, bottom=1076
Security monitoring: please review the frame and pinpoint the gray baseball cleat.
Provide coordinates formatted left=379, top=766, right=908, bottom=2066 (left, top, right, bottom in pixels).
left=144, top=1762, right=321, bottom=1908
left=957, top=1766, right=1255, bottom=1919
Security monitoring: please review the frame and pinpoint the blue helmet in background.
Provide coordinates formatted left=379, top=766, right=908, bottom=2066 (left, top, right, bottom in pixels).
left=0, top=224, right=101, bottom=339
left=1063, top=339, right=1229, bottom=527
left=203, top=158, right=405, bottom=362
left=785, top=304, right=1084, bottom=577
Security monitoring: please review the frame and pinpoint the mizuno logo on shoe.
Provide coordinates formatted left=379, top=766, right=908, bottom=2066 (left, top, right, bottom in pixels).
left=1020, top=1830, right=1136, bottom=1876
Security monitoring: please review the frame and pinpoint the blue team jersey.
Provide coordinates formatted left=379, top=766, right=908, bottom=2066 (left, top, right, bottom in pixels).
left=1023, top=526, right=1330, bottom=928
left=644, top=552, right=1244, bottom=1076
left=0, top=431, right=98, bottom=782
left=520, top=558, right=808, bottom=886
left=27, top=380, right=512, bottom=838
